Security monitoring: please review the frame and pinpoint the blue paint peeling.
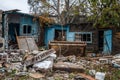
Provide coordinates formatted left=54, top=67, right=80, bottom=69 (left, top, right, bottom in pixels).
left=2, top=11, right=40, bottom=48
left=103, top=30, right=112, bottom=54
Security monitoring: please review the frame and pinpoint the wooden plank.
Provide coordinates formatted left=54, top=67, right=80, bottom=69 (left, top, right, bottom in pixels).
left=26, top=38, right=38, bottom=51
left=50, top=41, right=86, bottom=44
left=17, top=36, right=38, bottom=51
left=49, top=43, right=86, bottom=46
left=17, top=37, right=29, bottom=50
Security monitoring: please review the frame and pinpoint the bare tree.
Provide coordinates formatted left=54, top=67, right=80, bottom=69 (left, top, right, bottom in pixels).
left=28, top=0, right=86, bottom=40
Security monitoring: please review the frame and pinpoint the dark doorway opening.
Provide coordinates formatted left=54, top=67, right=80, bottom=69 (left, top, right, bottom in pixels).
left=54, top=30, right=66, bottom=41
left=98, top=31, right=104, bottom=51
left=8, top=23, right=20, bottom=42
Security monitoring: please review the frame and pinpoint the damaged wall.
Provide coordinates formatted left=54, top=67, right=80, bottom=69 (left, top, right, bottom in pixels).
left=44, top=24, right=98, bottom=53
left=45, top=23, right=120, bottom=55
left=2, top=11, right=40, bottom=49
left=69, top=24, right=98, bottom=53
left=112, top=27, right=120, bottom=54
left=6, top=13, right=39, bottom=39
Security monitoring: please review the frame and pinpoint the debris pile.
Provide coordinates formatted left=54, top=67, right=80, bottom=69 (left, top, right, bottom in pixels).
left=0, top=49, right=56, bottom=77
left=0, top=48, right=120, bottom=80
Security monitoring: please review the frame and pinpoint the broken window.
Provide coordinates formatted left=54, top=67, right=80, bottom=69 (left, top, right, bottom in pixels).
left=23, top=25, right=32, bottom=34
left=75, top=32, right=92, bottom=43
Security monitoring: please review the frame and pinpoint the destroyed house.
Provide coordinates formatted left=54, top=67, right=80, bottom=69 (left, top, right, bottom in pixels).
left=2, top=10, right=40, bottom=49
left=45, top=16, right=120, bottom=55
left=68, top=16, right=120, bottom=55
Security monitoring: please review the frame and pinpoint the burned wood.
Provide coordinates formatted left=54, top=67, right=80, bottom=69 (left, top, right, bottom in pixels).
left=24, top=49, right=56, bottom=66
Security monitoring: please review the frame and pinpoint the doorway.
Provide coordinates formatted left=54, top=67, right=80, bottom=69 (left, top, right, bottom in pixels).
left=98, top=31, right=104, bottom=51
left=8, top=23, right=20, bottom=42
left=98, top=30, right=112, bottom=54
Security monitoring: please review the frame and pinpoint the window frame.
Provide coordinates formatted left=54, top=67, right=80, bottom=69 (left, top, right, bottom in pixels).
left=22, top=24, right=32, bottom=34
left=75, top=32, right=92, bottom=43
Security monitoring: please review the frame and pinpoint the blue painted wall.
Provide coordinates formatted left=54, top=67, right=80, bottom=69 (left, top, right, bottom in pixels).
left=67, top=32, right=75, bottom=41
left=45, top=25, right=69, bottom=46
left=45, top=25, right=92, bottom=46
left=44, top=24, right=112, bottom=55
left=20, top=16, right=39, bottom=37
left=3, top=12, right=40, bottom=43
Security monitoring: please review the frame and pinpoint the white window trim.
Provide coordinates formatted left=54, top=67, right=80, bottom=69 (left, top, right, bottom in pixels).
left=75, top=32, right=92, bottom=43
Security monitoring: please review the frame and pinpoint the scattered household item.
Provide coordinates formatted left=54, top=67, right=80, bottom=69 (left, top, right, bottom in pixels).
left=95, top=72, right=105, bottom=80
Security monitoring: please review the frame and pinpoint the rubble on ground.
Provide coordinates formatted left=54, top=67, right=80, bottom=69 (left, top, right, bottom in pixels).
left=0, top=49, right=120, bottom=80
left=53, top=62, right=85, bottom=72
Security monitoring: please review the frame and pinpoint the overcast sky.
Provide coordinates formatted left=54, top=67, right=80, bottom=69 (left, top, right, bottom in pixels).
left=0, top=0, right=29, bottom=13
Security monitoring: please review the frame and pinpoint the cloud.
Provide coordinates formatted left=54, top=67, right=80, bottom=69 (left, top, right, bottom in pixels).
left=0, top=0, right=29, bottom=13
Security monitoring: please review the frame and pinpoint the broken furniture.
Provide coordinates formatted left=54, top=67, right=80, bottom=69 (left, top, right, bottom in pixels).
left=49, top=41, right=86, bottom=56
